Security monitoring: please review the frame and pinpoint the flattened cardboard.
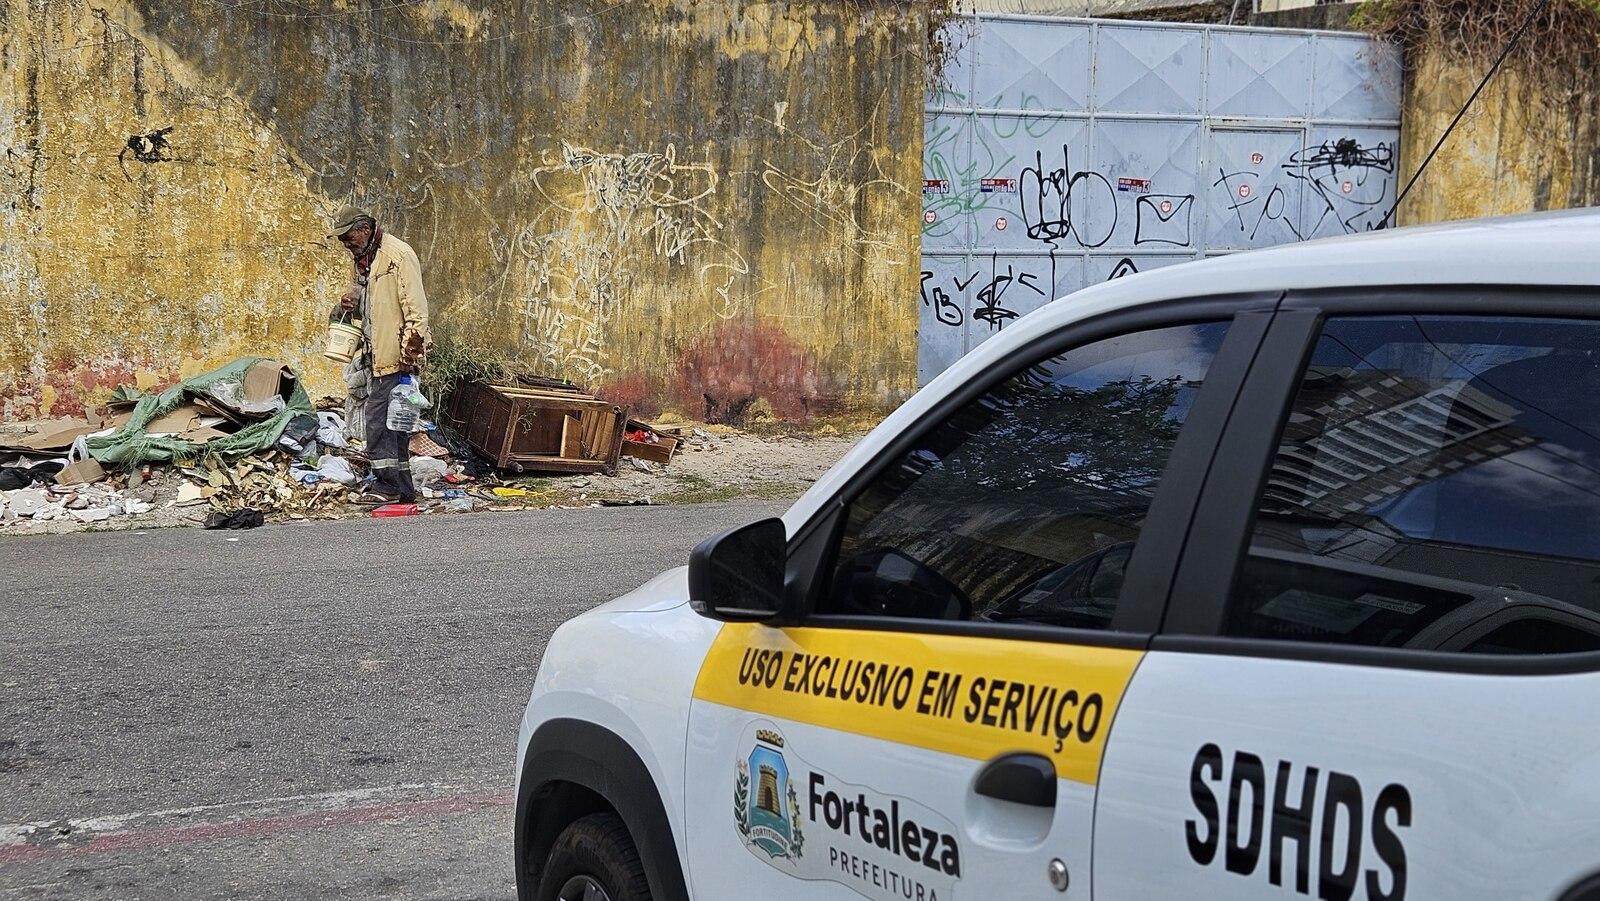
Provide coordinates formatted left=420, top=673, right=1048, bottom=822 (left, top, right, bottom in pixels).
left=55, top=457, right=105, bottom=486
left=6, top=418, right=101, bottom=452
left=242, top=361, right=296, bottom=406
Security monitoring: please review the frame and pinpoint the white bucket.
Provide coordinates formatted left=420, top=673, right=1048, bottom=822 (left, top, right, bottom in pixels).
left=324, top=320, right=363, bottom=363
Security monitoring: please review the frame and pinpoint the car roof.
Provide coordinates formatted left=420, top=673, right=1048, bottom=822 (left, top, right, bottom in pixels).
left=1053, top=207, right=1600, bottom=322
left=783, top=209, right=1600, bottom=534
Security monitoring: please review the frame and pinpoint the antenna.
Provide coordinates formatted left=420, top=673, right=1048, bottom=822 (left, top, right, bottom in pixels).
left=1377, top=0, right=1553, bottom=229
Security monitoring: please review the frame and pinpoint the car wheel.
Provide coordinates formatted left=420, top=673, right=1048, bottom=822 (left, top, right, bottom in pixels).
left=537, top=812, right=651, bottom=901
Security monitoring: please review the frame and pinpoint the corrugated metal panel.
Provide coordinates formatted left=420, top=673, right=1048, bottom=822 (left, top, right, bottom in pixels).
left=920, top=14, right=1401, bottom=380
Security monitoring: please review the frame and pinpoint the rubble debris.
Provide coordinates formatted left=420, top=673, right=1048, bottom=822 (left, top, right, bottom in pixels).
left=3, top=488, right=49, bottom=517
left=69, top=506, right=115, bottom=523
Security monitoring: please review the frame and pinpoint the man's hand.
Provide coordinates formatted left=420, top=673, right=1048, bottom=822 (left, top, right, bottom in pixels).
left=338, top=289, right=359, bottom=313
left=401, top=332, right=426, bottom=372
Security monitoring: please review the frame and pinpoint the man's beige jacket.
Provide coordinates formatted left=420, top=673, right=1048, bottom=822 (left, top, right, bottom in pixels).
left=364, top=235, right=432, bottom=377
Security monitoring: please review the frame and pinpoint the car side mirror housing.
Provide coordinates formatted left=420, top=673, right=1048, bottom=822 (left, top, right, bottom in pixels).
left=689, top=518, right=787, bottom=622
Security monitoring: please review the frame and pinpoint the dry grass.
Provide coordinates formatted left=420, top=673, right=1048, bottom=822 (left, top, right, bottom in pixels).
left=1356, top=0, right=1600, bottom=79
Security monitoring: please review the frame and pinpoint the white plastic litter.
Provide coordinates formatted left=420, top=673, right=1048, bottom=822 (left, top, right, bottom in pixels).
left=316, top=412, right=348, bottom=449
left=409, top=456, right=448, bottom=481
left=316, top=455, right=357, bottom=484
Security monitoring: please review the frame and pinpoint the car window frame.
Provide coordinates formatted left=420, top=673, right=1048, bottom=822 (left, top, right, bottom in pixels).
left=1153, top=284, right=1600, bottom=674
left=778, top=292, right=1285, bottom=650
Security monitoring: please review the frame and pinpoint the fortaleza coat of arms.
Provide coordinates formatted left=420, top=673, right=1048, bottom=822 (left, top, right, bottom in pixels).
left=735, top=728, right=805, bottom=862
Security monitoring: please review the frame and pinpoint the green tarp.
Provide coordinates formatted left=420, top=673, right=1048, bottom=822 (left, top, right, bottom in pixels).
left=87, top=358, right=312, bottom=466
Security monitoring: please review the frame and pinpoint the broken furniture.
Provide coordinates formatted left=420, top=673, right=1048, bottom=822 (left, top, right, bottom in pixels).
left=440, top=381, right=629, bottom=475
left=621, top=419, right=683, bottom=465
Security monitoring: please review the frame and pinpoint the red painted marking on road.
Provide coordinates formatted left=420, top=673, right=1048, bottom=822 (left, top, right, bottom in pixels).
left=0, top=789, right=512, bottom=864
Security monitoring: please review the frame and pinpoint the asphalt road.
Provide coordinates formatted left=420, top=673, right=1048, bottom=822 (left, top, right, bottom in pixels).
left=0, top=501, right=787, bottom=900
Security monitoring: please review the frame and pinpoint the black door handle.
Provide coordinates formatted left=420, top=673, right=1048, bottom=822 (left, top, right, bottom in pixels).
left=973, top=752, right=1057, bottom=807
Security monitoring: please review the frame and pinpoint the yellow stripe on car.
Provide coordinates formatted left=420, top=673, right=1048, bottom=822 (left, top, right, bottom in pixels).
left=693, top=623, right=1144, bottom=785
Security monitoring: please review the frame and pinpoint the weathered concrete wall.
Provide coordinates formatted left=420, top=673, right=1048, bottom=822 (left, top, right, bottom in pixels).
left=1398, top=44, right=1600, bottom=224
left=1, top=0, right=926, bottom=421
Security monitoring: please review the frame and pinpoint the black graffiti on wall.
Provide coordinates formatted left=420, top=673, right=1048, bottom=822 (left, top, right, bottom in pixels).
left=1214, top=138, right=1396, bottom=241
left=1133, top=195, right=1195, bottom=247
left=1288, top=138, right=1396, bottom=236
left=921, top=254, right=1048, bottom=331
left=1020, top=146, right=1116, bottom=249
left=920, top=269, right=974, bottom=327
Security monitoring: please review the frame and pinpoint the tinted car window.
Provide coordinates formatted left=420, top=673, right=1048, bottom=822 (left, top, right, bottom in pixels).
left=823, top=322, right=1230, bottom=626
left=1227, top=315, right=1600, bottom=653
left=1465, top=619, right=1600, bottom=655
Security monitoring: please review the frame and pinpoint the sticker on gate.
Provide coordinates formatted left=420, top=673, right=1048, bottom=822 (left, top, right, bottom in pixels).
left=694, top=624, right=1144, bottom=785
left=734, top=720, right=962, bottom=901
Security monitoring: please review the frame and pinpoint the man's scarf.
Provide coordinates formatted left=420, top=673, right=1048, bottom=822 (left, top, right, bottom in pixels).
left=353, top=220, right=384, bottom=277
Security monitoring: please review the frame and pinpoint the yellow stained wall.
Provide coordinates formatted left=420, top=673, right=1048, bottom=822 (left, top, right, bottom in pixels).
left=1, top=0, right=346, bottom=417
left=0, top=0, right=926, bottom=421
left=1398, top=44, right=1600, bottom=225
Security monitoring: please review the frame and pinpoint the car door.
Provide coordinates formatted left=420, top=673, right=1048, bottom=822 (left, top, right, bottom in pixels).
left=681, top=299, right=1277, bottom=900
left=1094, top=291, right=1600, bottom=900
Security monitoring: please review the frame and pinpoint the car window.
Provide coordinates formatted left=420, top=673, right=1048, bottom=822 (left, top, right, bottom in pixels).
left=1226, top=315, right=1600, bottom=654
left=1464, top=618, right=1600, bottom=655
left=821, top=321, right=1231, bottom=626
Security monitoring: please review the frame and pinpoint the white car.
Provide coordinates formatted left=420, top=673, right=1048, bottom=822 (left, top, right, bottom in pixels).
left=514, top=210, right=1600, bottom=901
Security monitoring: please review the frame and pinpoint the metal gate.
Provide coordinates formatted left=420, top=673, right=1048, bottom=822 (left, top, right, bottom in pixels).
left=921, top=14, right=1402, bottom=379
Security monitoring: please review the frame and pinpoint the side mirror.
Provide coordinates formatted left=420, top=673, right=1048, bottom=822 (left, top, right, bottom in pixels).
left=689, top=518, right=787, bottom=622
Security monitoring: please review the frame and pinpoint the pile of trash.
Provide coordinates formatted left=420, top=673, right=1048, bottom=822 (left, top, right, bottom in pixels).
left=0, top=358, right=490, bottom=532
left=1, top=359, right=699, bottom=534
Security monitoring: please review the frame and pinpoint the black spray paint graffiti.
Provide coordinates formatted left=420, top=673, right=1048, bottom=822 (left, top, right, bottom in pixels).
left=920, top=269, right=975, bottom=327
left=1214, top=138, right=1395, bottom=242
left=1134, top=195, right=1194, bottom=246
left=920, top=254, right=1047, bottom=332
left=1020, top=146, right=1116, bottom=250
left=1289, top=139, right=1396, bottom=236
left=973, top=255, right=1043, bottom=329
left=1107, top=258, right=1139, bottom=280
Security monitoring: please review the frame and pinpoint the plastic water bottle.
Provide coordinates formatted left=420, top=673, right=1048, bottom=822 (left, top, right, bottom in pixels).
left=386, top=375, right=430, bottom=432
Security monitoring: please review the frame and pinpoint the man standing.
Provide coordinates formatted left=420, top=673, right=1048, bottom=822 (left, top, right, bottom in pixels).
left=329, top=205, right=432, bottom=504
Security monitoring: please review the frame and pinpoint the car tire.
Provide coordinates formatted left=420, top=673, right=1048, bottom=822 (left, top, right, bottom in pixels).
left=537, top=812, right=652, bottom=901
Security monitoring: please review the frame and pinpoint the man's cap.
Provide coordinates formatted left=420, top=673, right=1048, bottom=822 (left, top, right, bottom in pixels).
left=326, top=204, right=373, bottom=238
